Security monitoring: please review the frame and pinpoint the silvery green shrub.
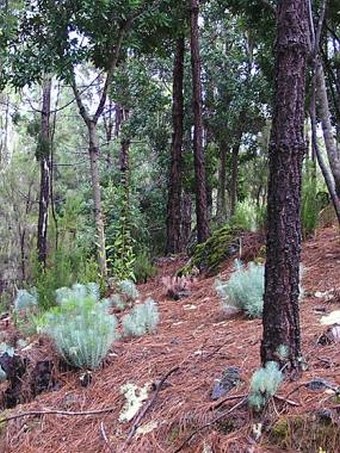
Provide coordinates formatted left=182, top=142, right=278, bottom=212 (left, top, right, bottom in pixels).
left=56, top=282, right=100, bottom=304
left=248, top=361, right=283, bottom=411
left=216, top=261, right=304, bottom=319
left=119, top=279, right=139, bottom=302
left=14, top=289, right=38, bottom=311
left=122, top=298, right=159, bottom=337
left=215, top=260, right=264, bottom=318
left=110, top=293, right=126, bottom=311
left=43, top=291, right=118, bottom=369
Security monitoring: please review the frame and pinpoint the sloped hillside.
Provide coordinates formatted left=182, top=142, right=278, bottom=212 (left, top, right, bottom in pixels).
left=1, top=227, right=340, bottom=453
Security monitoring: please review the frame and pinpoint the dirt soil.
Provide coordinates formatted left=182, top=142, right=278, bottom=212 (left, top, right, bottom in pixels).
left=1, top=227, right=340, bottom=453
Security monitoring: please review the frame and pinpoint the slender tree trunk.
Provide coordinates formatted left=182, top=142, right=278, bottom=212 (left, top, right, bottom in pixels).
left=190, top=0, right=210, bottom=244
left=37, top=77, right=52, bottom=268
left=261, top=0, right=309, bottom=371
left=166, top=37, right=185, bottom=254
left=88, top=121, right=107, bottom=278
left=230, top=133, right=242, bottom=217
left=216, top=143, right=228, bottom=222
left=181, top=191, right=193, bottom=249
left=316, top=59, right=340, bottom=198
left=310, top=101, right=340, bottom=224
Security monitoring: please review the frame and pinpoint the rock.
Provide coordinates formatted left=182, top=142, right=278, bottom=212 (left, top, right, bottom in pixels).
left=211, top=366, right=241, bottom=400
left=306, top=378, right=336, bottom=392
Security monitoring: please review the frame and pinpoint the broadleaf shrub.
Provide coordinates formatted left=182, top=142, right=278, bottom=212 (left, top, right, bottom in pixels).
left=248, top=361, right=283, bottom=411
left=43, top=284, right=118, bottom=369
left=122, top=298, right=159, bottom=337
left=215, top=260, right=264, bottom=318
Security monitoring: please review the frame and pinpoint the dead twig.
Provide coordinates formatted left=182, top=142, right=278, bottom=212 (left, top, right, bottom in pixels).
left=274, top=395, right=300, bottom=407
left=124, top=366, right=180, bottom=446
left=174, top=397, right=248, bottom=453
left=205, top=336, right=232, bottom=360
left=100, top=421, right=115, bottom=453
left=0, top=406, right=117, bottom=424
left=211, top=394, right=248, bottom=410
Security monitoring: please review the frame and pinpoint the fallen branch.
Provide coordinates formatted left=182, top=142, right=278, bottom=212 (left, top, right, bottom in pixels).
left=174, top=397, right=248, bottom=453
left=274, top=395, right=300, bottom=407
left=124, top=366, right=180, bottom=446
left=0, top=406, right=117, bottom=424
left=211, top=394, right=247, bottom=410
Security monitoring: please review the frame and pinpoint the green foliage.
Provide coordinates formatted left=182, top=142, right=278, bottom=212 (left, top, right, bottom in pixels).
left=32, top=250, right=74, bottom=310
left=231, top=199, right=266, bottom=232
left=42, top=284, right=118, bottom=369
left=179, top=225, right=242, bottom=275
left=248, top=361, right=283, bottom=411
left=215, top=260, right=264, bottom=318
left=133, top=251, right=157, bottom=283
left=122, top=298, right=159, bottom=337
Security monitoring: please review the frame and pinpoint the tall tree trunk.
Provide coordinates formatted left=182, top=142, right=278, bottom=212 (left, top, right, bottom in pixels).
left=316, top=59, right=340, bottom=198
left=261, top=0, right=308, bottom=371
left=166, top=37, right=185, bottom=254
left=181, top=191, right=193, bottom=250
left=216, top=143, right=229, bottom=222
left=37, top=77, right=52, bottom=268
left=190, top=0, right=210, bottom=244
left=230, top=132, right=242, bottom=217
left=71, top=24, right=128, bottom=279
left=88, top=121, right=107, bottom=278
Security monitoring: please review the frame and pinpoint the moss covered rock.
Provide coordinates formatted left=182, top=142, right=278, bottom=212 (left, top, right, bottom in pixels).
left=178, top=225, right=242, bottom=276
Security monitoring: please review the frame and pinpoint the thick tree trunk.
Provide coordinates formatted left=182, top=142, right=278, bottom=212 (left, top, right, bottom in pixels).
left=166, top=37, right=185, bottom=254
left=190, top=0, right=210, bottom=244
left=88, top=121, right=107, bottom=278
left=316, top=59, right=340, bottom=198
left=261, top=0, right=308, bottom=371
left=37, top=77, right=52, bottom=268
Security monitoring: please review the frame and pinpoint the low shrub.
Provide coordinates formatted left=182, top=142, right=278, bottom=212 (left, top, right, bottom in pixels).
left=215, top=260, right=264, bottom=318
left=122, top=298, right=159, bottom=337
left=133, top=251, right=157, bottom=283
left=42, top=284, right=118, bottom=369
left=14, top=288, right=38, bottom=312
left=248, top=361, right=284, bottom=411
left=118, top=279, right=139, bottom=302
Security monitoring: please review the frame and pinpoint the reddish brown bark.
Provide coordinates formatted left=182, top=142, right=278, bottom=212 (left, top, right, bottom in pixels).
left=166, top=37, right=185, bottom=254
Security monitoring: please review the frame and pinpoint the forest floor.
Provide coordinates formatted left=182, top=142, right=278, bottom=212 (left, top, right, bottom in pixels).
left=1, top=226, right=340, bottom=453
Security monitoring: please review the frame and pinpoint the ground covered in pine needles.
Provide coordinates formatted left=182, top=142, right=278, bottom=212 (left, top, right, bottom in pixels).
left=1, top=227, right=340, bottom=453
